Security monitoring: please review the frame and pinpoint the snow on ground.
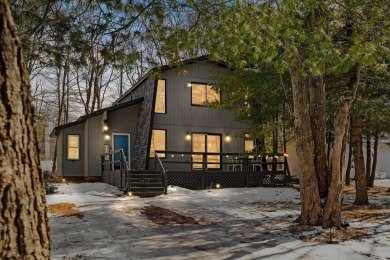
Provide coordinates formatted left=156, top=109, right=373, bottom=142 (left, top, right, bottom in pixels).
left=47, top=183, right=390, bottom=260
left=375, top=179, right=390, bottom=188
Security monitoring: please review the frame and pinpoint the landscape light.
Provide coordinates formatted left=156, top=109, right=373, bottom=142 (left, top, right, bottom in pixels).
left=62, top=178, right=66, bottom=182
left=127, top=192, right=133, bottom=197
left=215, top=183, right=221, bottom=189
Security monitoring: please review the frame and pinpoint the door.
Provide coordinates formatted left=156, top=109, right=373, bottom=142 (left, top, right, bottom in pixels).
left=192, top=133, right=221, bottom=170
left=112, top=134, right=130, bottom=170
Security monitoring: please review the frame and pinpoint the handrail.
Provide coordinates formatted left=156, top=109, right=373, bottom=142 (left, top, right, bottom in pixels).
left=155, top=152, right=168, bottom=194
left=100, top=149, right=129, bottom=190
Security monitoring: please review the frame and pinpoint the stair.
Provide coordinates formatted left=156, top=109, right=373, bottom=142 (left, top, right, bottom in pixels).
left=128, top=170, right=165, bottom=197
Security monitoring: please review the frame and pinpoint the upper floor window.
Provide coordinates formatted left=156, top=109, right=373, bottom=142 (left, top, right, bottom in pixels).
left=155, top=79, right=166, bottom=113
left=191, top=83, right=220, bottom=106
left=67, top=135, right=80, bottom=160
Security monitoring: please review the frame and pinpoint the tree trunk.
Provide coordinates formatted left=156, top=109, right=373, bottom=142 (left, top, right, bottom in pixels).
left=369, top=131, right=379, bottom=187
left=345, top=127, right=353, bottom=186
left=365, top=131, right=371, bottom=185
left=0, top=0, right=50, bottom=257
left=323, top=99, right=351, bottom=229
left=310, top=78, right=328, bottom=198
left=351, top=112, right=369, bottom=205
left=289, top=70, right=322, bottom=225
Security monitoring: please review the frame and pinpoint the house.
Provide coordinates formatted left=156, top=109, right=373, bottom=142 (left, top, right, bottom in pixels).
left=51, top=56, right=288, bottom=193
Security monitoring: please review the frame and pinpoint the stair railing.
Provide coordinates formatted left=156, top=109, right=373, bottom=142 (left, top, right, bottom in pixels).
left=154, top=152, right=168, bottom=194
left=100, top=149, right=129, bottom=190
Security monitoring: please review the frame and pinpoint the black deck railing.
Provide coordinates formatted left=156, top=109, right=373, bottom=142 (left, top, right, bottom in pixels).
left=153, top=150, right=289, bottom=189
left=153, top=150, right=287, bottom=172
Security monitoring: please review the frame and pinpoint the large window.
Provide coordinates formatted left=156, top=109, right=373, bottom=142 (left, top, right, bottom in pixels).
left=155, top=79, right=166, bottom=113
left=67, top=135, right=80, bottom=160
left=244, top=133, right=254, bottom=159
left=191, top=83, right=220, bottom=106
left=150, top=129, right=166, bottom=158
left=192, top=133, right=221, bottom=169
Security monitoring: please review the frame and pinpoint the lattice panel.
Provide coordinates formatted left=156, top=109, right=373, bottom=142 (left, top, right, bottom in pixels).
left=248, top=175, right=264, bottom=187
left=203, top=175, right=246, bottom=189
left=167, top=175, right=202, bottom=190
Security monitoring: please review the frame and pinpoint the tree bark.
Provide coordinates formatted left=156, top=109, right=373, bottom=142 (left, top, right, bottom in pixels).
left=289, top=69, right=322, bottom=226
left=310, top=77, right=328, bottom=198
left=365, top=131, right=371, bottom=185
left=369, top=131, right=379, bottom=187
left=323, top=98, right=351, bottom=229
left=345, top=127, right=353, bottom=186
left=0, top=0, right=50, bottom=258
left=351, top=112, right=369, bottom=205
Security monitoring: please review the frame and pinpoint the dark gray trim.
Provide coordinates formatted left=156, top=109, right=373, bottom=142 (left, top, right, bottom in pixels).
left=145, top=79, right=158, bottom=169
left=50, top=98, right=144, bottom=137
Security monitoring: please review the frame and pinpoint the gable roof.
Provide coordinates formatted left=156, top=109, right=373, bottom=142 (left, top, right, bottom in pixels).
left=50, top=97, right=144, bottom=137
left=114, top=55, right=227, bottom=105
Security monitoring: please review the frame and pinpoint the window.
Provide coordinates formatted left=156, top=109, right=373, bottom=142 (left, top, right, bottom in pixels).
left=191, top=83, right=220, bottom=106
left=192, top=133, right=221, bottom=169
left=67, top=135, right=80, bottom=160
left=155, top=80, right=166, bottom=113
left=150, top=129, right=166, bottom=158
left=245, top=133, right=254, bottom=159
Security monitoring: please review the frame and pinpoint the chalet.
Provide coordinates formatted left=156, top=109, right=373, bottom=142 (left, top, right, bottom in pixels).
left=51, top=56, right=288, bottom=195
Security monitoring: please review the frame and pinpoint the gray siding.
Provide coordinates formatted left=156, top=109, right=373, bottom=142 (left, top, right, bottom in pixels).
left=107, top=104, right=140, bottom=169
left=61, top=124, right=84, bottom=176
left=86, top=114, right=104, bottom=176
left=149, top=61, right=248, bottom=170
left=57, top=132, right=63, bottom=176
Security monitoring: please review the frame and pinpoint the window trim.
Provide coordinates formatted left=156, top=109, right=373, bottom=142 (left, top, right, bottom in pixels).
left=191, top=132, right=222, bottom=170
left=149, top=128, right=167, bottom=158
left=190, top=82, right=220, bottom=107
left=67, top=134, right=80, bottom=161
left=154, top=79, right=167, bottom=114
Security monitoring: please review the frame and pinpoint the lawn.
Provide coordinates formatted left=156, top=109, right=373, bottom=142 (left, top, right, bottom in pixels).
left=47, top=181, right=390, bottom=259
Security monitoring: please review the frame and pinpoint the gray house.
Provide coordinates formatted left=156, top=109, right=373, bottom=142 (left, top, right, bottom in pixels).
left=51, top=56, right=287, bottom=193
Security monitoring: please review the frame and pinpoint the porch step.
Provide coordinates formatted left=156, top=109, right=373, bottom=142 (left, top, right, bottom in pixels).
left=128, top=170, right=165, bottom=197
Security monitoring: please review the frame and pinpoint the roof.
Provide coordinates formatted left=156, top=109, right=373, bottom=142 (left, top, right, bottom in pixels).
left=114, top=55, right=227, bottom=104
left=50, top=97, right=144, bottom=137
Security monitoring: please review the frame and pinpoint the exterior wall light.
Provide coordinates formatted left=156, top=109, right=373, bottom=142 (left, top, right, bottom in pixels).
left=225, top=134, right=231, bottom=142
left=186, top=131, right=191, bottom=140
left=187, top=83, right=192, bottom=88
left=283, top=153, right=289, bottom=157
left=104, top=134, right=110, bottom=140
left=103, top=124, right=109, bottom=132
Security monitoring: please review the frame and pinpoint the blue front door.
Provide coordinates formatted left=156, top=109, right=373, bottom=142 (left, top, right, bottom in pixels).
left=113, top=134, right=130, bottom=169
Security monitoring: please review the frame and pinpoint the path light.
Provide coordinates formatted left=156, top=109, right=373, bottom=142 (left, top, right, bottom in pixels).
left=168, top=185, right=177, bottom=194
left=215, top=183, right=221, bottom=189
left=127, top=192, right=133, bottom=197
left=62, top=178, right=66, bottom=182
left=186, top=131, right=191, bottom=140
left=225, top=134, right=231, bottom=142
